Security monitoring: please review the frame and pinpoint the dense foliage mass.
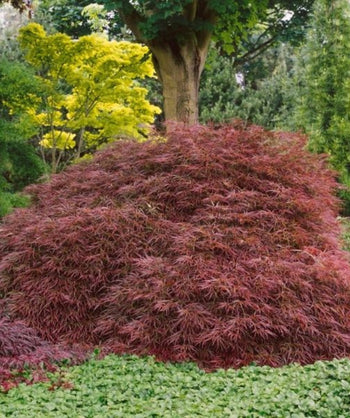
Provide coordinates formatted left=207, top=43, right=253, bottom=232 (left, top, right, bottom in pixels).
left=296, top=0, right=350, bottom=167
left=18, top=23, right=160, bottom=173
left=1, top=124, right=350, bottom=372
left=0, top=58, right=46, bottom=217
left=199, top=44, right=295, bottom=128
left=2, top=354, right=350, bottom=416
left=292, top=0, right=350, bottom=213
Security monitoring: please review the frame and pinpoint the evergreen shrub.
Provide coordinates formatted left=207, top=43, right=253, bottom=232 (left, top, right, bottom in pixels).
left=0, top=192, right=29, bottom=218
left=1, top=123, right=350, bottom=371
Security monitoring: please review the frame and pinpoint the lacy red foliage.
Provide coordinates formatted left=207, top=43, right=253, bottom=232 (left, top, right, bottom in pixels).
left=0, top=318, right=87, bottom=391
left=1, top=123, right=350, bottom=371
left=0, top=318, right=46, bottom=358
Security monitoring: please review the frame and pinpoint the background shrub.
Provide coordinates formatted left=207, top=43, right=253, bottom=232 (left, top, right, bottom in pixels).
left=0, top=58, right=47, bottom=217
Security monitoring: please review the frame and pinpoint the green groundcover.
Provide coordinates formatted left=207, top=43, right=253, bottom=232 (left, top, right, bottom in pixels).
left=1, top=354, right=350, bottom=417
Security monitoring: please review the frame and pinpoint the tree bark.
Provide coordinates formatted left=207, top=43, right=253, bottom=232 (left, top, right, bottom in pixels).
left=117, top=3, right=215, bottom=125
left=150, top=38, right=209, bottom=125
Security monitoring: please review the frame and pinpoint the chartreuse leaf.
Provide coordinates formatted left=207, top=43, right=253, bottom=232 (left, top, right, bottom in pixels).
left=17, top=23, right=161, bottom=172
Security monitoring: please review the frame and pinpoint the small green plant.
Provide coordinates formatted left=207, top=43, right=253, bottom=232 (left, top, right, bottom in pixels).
left=339, top=216, right=350, bottom=251
left=0, top=191, right=30, bottom=218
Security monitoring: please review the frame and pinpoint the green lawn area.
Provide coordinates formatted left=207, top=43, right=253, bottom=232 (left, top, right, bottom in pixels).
left=1, top=218, right=350, bottom=417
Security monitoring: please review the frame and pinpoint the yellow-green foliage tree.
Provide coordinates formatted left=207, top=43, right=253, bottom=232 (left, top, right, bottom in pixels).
left=18, top=23, right=160, bottom=173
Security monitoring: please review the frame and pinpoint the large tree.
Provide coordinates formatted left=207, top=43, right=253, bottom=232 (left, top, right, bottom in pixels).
left=4, top=0, right=314, bottom=124
left=108, top=0, right=314, bottom=124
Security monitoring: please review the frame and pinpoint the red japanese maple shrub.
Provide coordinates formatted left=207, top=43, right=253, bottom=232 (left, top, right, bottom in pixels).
left=1, top=122, right=350, bottom=370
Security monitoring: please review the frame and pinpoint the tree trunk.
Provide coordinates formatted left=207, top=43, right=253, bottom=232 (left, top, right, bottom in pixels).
left=150, top=38, right=209, bottom=125
left=117, top=3, right=215, bottom=125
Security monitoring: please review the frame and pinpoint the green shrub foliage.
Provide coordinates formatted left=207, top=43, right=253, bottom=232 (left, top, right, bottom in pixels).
left=0, top=58, right=46, bottom=216
left=199, top=44, right=295, bottom=129
left=294, top=0, right=350, bottom=212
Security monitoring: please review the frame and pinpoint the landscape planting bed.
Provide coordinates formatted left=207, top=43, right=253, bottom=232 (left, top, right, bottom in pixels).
left=1, top=123, right=350, bottom=382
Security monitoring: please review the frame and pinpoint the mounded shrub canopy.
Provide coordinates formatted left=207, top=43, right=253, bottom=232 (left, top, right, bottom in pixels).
left=1, top=123, right=350, bottom=370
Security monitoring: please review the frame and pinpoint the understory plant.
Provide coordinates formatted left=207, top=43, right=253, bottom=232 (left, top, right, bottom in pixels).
left=2, top=354, right=350, bottom=417
left=18, top=23, right=160, bottom=172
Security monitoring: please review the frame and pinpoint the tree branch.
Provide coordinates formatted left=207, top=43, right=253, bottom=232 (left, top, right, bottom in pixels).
left=117, top=4, right=146, bottom=43
left=234, top=35, right=278, bottom=67
left=196, top=1, right=217, bottom=50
